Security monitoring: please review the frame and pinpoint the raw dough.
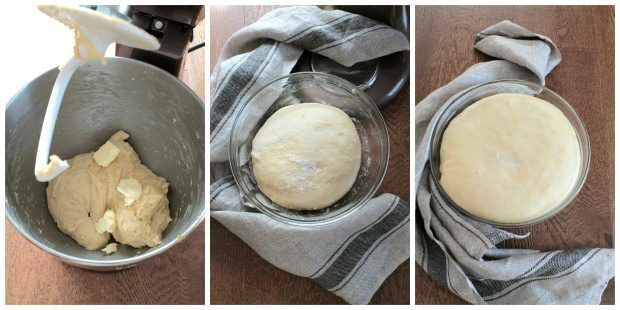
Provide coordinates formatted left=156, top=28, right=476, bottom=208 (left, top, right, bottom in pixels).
left=251, top=103, right=361, bottom=210
left=47, top=130, right=171, bottom=250
left=440, top=93, right=581, bottom=223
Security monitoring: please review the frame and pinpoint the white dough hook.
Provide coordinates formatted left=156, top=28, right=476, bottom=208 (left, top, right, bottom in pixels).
left=34, top=5, right=160, bottom=182
left=34, top=57, right=82, bottom=182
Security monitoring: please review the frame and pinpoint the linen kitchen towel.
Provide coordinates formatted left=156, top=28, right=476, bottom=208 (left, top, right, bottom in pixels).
left=415, top=20, right=614, bottom=304
left=210, top=6, right=410, bottom=304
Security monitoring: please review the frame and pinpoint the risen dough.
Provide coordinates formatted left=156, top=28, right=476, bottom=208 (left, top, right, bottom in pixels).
left=251, top=103, right=361, bottom=210
left=47, top=130, right=171, bottom=250
left=440, top=93, right=581, bottom=224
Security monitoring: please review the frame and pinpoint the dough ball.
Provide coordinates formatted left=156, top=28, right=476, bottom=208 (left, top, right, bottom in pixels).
left=439, top=93, right=581, bottom=224
left=251, top=103, right=362, bottom=210
left=46, top=153, right=109, bottom=250
left=47, top=130, right=171, bottom=250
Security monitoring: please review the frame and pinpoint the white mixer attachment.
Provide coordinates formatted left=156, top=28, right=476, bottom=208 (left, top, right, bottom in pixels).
left=34, top=5, right=160, bottom=182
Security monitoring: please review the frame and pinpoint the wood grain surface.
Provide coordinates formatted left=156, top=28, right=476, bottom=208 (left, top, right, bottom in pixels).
left=415, top=5, right=615, bottom=305
left=181, top=13, right=206, bottom=103
left=5, top=17, right=206, bottom=305
left=210, top=5, right=410, bottom=304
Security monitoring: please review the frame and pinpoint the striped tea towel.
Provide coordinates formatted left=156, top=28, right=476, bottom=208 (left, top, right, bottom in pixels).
left=210, top=6, right=410, bottom=304
left=415, top=20, right=615, bottom=304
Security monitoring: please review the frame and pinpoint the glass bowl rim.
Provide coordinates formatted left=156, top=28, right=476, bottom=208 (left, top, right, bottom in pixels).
left=228, top=71, right=390, bottom=226
left=428, top=79, right=591, bottom=228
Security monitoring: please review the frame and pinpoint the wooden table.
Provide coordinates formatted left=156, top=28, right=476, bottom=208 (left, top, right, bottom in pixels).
left=415, top=5, right=615, bottom=305
left=5, top=17, right=206, bottom=305
left=210, top=5, right=410, bottom=304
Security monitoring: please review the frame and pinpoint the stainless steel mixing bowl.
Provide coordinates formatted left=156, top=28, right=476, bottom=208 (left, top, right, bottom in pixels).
left=5, top=57, right=205, bottom=270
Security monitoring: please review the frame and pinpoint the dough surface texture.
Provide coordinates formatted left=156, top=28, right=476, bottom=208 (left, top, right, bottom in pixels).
left=439, top=93, right=581, bottom=223
left=47, top=130, right=171, bottom=250
left=251, top=103, right=361, bottom=210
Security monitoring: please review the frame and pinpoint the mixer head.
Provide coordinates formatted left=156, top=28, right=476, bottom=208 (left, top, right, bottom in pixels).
left=114, top=5, right=204, bottom=76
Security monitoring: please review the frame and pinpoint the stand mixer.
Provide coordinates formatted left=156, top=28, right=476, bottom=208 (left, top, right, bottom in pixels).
left=34, top=5, right=204, bottom=182
left=114, top=5, right=204, bottom=76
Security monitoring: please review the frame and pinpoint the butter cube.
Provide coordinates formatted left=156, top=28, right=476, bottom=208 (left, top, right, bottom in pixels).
left=95, top=210, right=116, bottom=234
left=101, top=243, right=118, bottom=255
left=117, top=178, right=142, bottom=206
left=93, top=141, right=120, bottom=167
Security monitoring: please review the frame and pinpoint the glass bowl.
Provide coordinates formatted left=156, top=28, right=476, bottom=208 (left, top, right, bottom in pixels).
left=429, top=79, right=590, bottom=227
left=229, top=72, right=389, bottom=226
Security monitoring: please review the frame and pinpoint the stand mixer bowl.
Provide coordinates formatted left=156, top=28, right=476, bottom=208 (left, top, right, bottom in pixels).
left=5, top=57, right=205, bottom=270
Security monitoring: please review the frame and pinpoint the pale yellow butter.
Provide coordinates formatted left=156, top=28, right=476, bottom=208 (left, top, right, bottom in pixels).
left=101, top=242, right=118, bottom=255
left=117, top=178, right=142, bottom=206
left=93, top=141, right=119, bottom=167
left=95, top=209, right=116, bottom=233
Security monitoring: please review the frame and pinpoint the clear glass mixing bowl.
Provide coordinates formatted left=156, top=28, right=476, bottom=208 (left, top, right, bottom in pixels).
left=429, top=79, right=590, bottom=227
left=229, top=72, right=389, bottom=225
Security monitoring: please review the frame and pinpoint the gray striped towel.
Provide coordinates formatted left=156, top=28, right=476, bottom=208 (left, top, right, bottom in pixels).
left=415, top=20, right=614, bottom=304
left=210, top=6, right=410, bottom=304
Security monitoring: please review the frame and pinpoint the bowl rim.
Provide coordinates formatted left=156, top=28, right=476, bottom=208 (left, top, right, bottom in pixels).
left=428, top=79, right=591, bottom=228
left=228, top=71, right=390, bottom=226
left=5, top=56, right=206, bottom=268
